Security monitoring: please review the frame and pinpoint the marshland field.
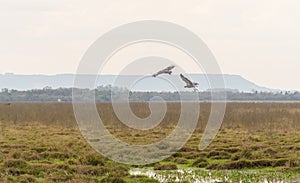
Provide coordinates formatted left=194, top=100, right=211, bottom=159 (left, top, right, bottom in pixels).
left=0, top=102, right=300, bottom=182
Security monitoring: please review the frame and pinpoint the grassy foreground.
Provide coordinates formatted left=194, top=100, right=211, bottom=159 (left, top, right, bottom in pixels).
left=0, top=102, right=300, bottom=182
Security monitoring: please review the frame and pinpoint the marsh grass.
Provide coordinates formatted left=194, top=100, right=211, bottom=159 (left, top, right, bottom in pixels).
left=0, top=102, right=299, bottom=182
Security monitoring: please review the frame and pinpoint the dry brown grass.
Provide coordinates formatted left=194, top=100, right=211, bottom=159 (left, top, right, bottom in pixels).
left=0, top=102, right=300, bottom=182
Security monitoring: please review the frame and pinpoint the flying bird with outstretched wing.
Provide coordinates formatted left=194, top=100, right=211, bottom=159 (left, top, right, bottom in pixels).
left=180, top=74, right=199, bottom=91
left=152, top=65, right=175, bottom=77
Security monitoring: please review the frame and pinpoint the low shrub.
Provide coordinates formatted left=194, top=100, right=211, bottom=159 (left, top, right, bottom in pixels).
left=192, top=158, right=209, bottom=168
left=153, top=163, right=178, bottom=170
left=3, top=159, right=29, bottom=169
left=79, top=153, right=104, bottom=166
left=174, top=158, right=188, bottom=164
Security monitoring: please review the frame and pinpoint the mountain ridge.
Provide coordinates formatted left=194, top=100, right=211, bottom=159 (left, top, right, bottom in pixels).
left=0, top=73, right=281, bottom=92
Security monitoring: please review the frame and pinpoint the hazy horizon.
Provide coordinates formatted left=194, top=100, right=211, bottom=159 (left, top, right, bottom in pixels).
left=1, top=0, right=300, bottom=90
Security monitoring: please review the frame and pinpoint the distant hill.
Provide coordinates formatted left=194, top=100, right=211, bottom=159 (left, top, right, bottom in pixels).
left=0, top=73, right=277, bottom=92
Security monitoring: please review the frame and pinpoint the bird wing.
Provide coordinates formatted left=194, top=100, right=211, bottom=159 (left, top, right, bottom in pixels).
left=157, top=70, right=165, bottom=75
left=152, top=65, right=175, bottom=77
left=165, top=65, right=175, bottom=71
left=152, top=70, right=163, bottom=77
left=160, top=65, right=175, bottom=72
left=152, top=72, right=159, bottom=77
left=180, top=74, right=193, bottom=85
left=160, top=68, right=169, bottom=73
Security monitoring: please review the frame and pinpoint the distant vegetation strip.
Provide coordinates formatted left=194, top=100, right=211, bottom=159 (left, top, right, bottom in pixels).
left=1, top=86, right=300, bottom=102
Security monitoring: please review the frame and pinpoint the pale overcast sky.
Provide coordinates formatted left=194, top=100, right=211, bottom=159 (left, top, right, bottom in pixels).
left=0, top=0, right=300, bottom=90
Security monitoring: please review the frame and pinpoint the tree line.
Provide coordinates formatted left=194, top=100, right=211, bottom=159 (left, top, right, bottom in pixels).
left=1, top=86, right=300, bottom=102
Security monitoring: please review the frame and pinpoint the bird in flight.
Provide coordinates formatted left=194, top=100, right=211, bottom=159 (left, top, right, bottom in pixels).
left=152, top=65, right=175, bottom=77
left=180, top=74, right=199, bottom=91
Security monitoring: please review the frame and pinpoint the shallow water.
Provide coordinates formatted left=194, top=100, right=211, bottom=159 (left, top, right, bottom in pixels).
left=130, top=168, right=227, bottom=183
left=129, top=168, right=298, bottom=183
